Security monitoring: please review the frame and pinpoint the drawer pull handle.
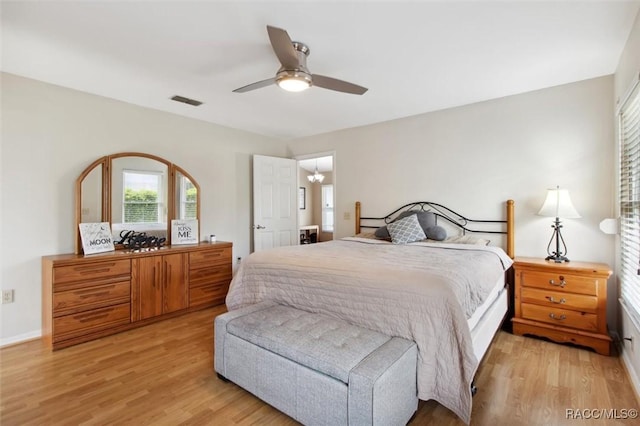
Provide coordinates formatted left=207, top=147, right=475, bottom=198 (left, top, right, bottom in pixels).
left=547, top=296, right=566, bottom=304
left=549, top=313, right=566, bottom=321
left=79, top=291, right=110, bottom=299
left=74, top=310, right=113, bottom=322
left=549, top=279, right=567, bottom=288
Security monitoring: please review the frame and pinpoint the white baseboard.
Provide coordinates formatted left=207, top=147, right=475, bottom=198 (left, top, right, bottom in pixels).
left=0, top=330, right=41, bottom=348
left=621, top=347, right=640, bottom=400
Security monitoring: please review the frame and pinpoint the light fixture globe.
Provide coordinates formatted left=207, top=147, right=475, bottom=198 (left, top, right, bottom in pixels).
left=307, top=160, right=325, bottom=183
left=276, top=70, right=312, bottom=92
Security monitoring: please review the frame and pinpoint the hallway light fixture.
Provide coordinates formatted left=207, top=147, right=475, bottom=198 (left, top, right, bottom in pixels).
left=307, top=160, right=325, bottom=183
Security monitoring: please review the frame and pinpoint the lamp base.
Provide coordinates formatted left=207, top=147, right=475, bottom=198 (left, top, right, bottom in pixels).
left=545, top=218, right=571, bottom=263
left=545, top=254, right=570, bottom=263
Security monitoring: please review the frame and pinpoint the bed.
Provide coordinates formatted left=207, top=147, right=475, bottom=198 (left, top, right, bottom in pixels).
left=226, top=200, right=515, bottom=424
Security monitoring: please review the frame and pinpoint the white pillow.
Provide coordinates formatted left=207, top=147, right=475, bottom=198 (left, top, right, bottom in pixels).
left=387, top=214, right=427, bottom=244
left=445, top=234, right=490, bottom=246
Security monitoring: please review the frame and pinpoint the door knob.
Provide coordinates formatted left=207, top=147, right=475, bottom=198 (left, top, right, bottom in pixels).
left=254, top=225, right=266, bottom=229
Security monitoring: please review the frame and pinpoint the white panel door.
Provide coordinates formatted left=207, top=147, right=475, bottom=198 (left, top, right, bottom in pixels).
left=253, top=155, right=298, bottom=252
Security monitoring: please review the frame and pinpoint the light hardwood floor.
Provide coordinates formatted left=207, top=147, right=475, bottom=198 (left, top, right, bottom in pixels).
left=1, top=306, right=638, bottom=425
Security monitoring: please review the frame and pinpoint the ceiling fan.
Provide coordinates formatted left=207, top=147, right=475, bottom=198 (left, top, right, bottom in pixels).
left=233, top=25, right=368, bottom=95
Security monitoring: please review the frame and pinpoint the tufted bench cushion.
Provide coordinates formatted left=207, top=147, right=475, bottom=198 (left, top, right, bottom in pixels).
left=226, top=304, right=391, bottom=383
left=215, top=301, right=418, bottom=426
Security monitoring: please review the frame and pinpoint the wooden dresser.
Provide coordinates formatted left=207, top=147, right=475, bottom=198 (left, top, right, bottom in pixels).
left=42, top=241, right=232, bottom=350
left=512, top=257, right=612, bottom=355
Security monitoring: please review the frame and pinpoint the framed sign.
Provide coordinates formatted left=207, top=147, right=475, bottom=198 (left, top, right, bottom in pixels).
left=79, top=222, right=115, bottom=254
left=299, top=187, right=306, bottom=210
left=171, top=219, right=199, bottom=245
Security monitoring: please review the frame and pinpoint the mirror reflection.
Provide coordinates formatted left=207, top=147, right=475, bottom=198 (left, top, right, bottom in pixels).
left=80, top=163, right=103, bottom=223
left=175, top=171, right=197, bottom=220
left=76, top=152, right=201, bottom=254
left=111, top=156, right=169, bottom=240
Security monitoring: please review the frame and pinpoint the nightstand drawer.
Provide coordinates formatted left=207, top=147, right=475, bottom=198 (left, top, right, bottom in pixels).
left=520, top=287, right=598, bottom=313
left=520, top=271, right=598, bottom=296
left=521, top=303, right=598, bottom=332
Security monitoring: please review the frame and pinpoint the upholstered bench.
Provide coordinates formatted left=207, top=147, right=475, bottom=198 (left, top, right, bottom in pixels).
left=214, top=301, right=418, bottom=426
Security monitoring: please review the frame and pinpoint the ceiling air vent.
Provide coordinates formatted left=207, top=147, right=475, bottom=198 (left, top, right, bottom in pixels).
left=170, top=95, right=203, bottom=106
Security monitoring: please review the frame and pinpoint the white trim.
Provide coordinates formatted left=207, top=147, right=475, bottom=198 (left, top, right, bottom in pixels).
left=621, top=297, right=640, bottom=331
left=620, top=299, right=640, bottom=400
left=616, top=70, right=640, bottom=114
left=0, top=329, right=41, bottom=348
left=621, top=344, right=640, bottom=401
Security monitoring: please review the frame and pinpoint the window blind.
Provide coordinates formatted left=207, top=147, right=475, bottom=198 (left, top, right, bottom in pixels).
left=620, top=79, right=640, bottom=324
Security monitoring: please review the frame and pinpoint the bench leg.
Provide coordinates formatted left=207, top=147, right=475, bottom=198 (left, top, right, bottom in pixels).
left=217, top=373, right=230, bottom=383
left=471, top=381, right=478, bottom=396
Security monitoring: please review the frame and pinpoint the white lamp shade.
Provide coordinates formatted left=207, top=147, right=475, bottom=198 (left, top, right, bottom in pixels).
left=537, top=187, right=581, bottom=218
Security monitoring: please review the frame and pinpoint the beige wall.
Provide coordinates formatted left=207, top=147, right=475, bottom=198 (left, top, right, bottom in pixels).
left=288, top=76, right=616, bottom=324
left=0, top=73, right=288, bottom=344
left=614, top=11, right=640, bottom=396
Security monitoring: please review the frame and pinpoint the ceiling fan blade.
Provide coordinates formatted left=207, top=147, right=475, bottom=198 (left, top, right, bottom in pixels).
left=233, top=77, right=276, bottom=93
left=312, top=74, right=368, bottom=95
left=267, top=25, right=299, bottom=69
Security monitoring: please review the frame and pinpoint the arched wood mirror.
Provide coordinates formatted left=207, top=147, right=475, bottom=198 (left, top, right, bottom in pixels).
left=75, top=152, right=200, bottom=254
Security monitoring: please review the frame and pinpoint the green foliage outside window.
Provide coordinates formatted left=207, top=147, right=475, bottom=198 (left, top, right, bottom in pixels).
left=124, top=188, right=160, bottom=223
left=183, top=186, right=197, bottom=219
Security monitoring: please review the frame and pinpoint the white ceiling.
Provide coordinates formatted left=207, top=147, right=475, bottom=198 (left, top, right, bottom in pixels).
left=299, top=156, right=333, bottom=173
left=2, top=1, right=639, bottom=140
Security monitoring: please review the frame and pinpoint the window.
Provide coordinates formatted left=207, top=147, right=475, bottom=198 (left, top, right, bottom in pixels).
left=619, top=80, right=640, bottom=323
left=123, top=170, right=163, bottom=223
left=178, top=176, right=197, bottom=220
left=321, top=184, right=334, bottom=232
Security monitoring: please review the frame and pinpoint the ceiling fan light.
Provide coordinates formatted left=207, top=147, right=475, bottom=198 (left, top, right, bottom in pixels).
left=277, top=76, right=311, bottom=92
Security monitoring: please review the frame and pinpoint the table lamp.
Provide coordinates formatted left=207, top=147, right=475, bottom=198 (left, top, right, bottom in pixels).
left=537, top=186, right=581, bottom=263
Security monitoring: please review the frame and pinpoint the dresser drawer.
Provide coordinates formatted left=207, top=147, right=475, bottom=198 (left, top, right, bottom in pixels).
left=521, top=303, right=598, bottom=332
left=520, top=270, right=598, bottom=296
left=189, top=247, right=231, bottom=269
left=189, top=264, right=232, bottom=287
left=53, top=281, right=131, bottom=315
left=53, top=303, right=131, bottom=342
left=189, top=281, right=229, bottom=307
left=520, top=287, right=598, bottom=313
left=54, top=260, right=131, bottom=285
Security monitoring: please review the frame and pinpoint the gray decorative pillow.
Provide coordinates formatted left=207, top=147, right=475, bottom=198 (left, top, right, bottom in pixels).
left=425, top=225, right=447, bottom=241
left=387, top=214, right=427, bottom=244
left=374, top=226, right=391, bottom=239
left=374, top=210, right=436, bottom=240
left=397, top=211, right=436, bottom=231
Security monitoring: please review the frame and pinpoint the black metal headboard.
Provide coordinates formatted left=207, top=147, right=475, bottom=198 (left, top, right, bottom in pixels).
left=357, top=201, right=506, bottom=235
left=355, top=200, right=515, bottom=257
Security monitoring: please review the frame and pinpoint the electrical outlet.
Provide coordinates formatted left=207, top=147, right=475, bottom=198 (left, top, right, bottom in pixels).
left=343, top=212, right=351, bottom=220
left=237, top=257, right=242, bottom=264
left=2, top=289, right=15, bottom=304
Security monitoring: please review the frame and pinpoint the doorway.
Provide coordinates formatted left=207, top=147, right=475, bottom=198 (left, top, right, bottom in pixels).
left=297, top=154, right=335, bottom=243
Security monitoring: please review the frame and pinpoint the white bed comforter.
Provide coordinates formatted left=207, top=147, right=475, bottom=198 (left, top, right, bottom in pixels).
left=226, top=238, right=513, bottom=424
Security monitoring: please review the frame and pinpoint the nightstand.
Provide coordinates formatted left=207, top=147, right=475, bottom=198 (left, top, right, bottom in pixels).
left=511, top=257, right=612, bottom=355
